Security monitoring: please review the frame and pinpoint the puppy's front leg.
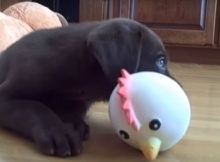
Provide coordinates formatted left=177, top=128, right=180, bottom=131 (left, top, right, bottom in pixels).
left=0, top=98, right=82, bottom=157
left=49, top=100, right=91, bottom=141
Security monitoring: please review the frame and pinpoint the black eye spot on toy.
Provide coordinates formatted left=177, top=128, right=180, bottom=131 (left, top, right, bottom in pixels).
left=149, top=119, right=161, bottom=131
left=119, top=130, right=130, bottom=139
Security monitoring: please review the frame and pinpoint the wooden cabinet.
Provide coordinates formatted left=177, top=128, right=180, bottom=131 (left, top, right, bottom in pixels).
left=80, top=0, right=108, bottom=21
left=109, top=0, right=218, bottom=46
left=79, top=0, right=220, bottom=64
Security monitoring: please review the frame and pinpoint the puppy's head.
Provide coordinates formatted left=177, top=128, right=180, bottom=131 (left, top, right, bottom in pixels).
left=87, top=18, right=179, bottom=86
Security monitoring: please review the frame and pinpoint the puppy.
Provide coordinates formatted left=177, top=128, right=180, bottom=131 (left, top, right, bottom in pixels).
left=0, top=18, right=179, bottom=157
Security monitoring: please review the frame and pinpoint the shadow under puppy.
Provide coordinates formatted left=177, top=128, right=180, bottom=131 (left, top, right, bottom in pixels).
left=0, top=18, right=180, bottom=157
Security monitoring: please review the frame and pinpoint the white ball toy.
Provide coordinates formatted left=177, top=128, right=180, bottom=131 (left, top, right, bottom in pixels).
left=108, top=69, right=191, bottom=161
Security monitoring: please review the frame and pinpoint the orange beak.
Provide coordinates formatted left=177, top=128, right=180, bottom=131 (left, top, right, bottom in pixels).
left=139, top=137, right=161, bottom=161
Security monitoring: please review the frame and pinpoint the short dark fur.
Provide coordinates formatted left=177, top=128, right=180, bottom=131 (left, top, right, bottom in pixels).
left=0, top=18, right=179, bottom=157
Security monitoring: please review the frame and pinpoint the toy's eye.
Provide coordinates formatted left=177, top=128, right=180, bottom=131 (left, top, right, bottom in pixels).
left=149, top=119, right=161, bottom=131
left=119, top=130, right=130, bottom=139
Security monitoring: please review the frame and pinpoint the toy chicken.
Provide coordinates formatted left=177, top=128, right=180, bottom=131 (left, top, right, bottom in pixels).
left=108, top=69, right=191, bottom=161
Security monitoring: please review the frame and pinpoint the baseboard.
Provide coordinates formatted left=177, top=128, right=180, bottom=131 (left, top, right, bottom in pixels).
left=166, top=44, right=220, bottom=65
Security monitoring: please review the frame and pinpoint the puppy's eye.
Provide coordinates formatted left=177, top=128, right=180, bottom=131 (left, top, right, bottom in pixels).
left=149, top=119, right=161, bottom=131
left=156, top=56, right=167, bottom=69
left=119, top=130, right=130, bottom=139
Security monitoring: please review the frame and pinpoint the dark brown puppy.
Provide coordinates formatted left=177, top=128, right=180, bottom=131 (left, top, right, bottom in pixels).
left=0, top=18, right=179, bottom=157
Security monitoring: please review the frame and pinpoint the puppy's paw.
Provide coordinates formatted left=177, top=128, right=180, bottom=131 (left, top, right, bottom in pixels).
left=72, top=120, right=90, bottom=141
left=32, top=125, right=82, bottom=157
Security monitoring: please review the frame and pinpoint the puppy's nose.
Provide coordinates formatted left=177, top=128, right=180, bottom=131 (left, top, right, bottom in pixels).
left=170, top=76, right=183, bottom=88
left=165, top=71, right=183, bottom=88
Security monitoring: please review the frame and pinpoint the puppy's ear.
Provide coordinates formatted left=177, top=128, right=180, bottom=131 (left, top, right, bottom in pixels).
left=87, top=20, right=143, bottom=82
